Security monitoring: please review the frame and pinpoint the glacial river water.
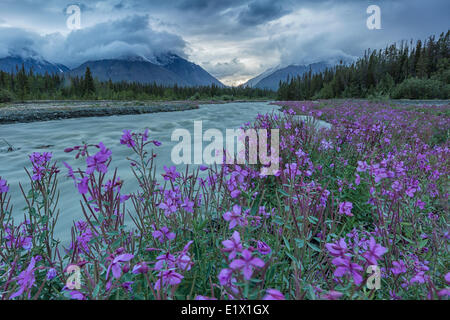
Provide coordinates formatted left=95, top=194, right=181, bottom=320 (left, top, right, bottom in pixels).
left=0, top=102, right=330, bottom=242
left=0, top=102, right=277, bottom=240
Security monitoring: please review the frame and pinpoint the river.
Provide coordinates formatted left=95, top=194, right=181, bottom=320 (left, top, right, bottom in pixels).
left=0, top=102, right=289, bottom=241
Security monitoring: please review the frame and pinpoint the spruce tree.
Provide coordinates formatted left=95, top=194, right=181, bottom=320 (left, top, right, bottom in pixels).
left=84, top=66, right=96, bottom=97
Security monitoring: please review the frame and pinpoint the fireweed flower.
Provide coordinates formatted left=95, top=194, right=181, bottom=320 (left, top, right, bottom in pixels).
left=223, top=205, right=247, bottom=230
left=391, top=260, right=407, bottom=275
left=181, top=197, right=194, bottom=213
left=0, top=178, right=9, bottom=193
left=195, top=295, right=217, bottom=300
left=357, top=161, right=369, bottom=172
left=263, top=289, right=285, bottom=300
left=10, top=256, right=38, bottom=299
left=86, top=142, right=111, bottom=175
left=120, top=130, right=135, bottom=148
left=338, top=202, right=353, bottom=217
left=332, top=256, right=364, bottom=285
left=321, top=290, right=343, bottom=300
left=162, top=166, right=180, bottom=181
left=229, top=249, right=265, bottom=280
left=46, top=268, right=57, bottom=280
left=218, top=268, right=233, bottom=286
left=325, top=238, right=348, bottom=257
left=445, top=272, right=450, bottom=284
left=152, top=226, right=176, bottom=243
left=142, top=129, right=149, bottom=141
left=257, top=240, right=272, bottom=255
left=355, top=173, right=361, bottom=186
left=69, top=290, right=85, bottom=300
left=155, top=252, right=176, bottom=271
left=222, top=231, right=243, bottom=260
left=154, top=270, right=184, bottom=290
left=77, top=176, right=89, bottom=195
left=106, top=253, right=134, bottom=280
left=320, top=139, right=333, bottom=151
left=362, top=237, right=387, bottom=265
left=29, top=152, right=52, bottom=181
left=132, top=262, right=149, bottom=275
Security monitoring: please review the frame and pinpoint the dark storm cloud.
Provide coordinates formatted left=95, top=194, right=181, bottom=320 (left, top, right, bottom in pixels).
left=0, top=14, right=186, bottom=68
left=0, top=0, right=448, bottom=84
left=237, top=0, right=292, bottom=26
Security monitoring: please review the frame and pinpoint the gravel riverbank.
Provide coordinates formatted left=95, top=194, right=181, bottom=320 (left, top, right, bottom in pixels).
left=0, top=101, right=200, bottom=124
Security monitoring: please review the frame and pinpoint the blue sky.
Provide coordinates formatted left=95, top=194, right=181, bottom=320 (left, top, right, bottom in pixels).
left=0, top=0, right=448, bottom=85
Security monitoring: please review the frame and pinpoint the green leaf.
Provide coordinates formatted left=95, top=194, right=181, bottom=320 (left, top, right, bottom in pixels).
left=307, top=242, right=321, bottom=252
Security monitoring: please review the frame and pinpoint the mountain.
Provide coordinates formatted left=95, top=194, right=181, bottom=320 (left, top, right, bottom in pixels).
left=68, top=58, right=189, bottom=86
left=156, top=53, right=225, bottom=87
left=242, top=65, right=281, bottom=88
left=0, top=55, right=70, bottom=75
left=244, top=62, right=331, bottom=90
left=69, top=54, right=225, bottom=87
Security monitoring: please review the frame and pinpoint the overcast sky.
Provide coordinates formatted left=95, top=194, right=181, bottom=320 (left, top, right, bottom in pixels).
left=0, top=0, right=448, bottom=85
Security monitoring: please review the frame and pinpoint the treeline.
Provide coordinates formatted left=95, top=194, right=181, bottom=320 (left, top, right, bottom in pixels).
left=0, top=66, right=275, bottom=103
left=278, top=31, right=450, bottom=100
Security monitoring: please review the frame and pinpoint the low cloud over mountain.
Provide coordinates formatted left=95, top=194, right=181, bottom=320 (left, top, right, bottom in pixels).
left=0, top=0, right=448, bottom=85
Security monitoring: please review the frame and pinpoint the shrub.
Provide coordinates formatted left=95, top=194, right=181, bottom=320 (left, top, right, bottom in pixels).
left=391, top=77, right=449, bottom=99
left=0, top=88, right=13, bottom=103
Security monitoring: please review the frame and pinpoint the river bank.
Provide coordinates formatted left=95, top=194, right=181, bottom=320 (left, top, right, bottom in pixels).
left=0, top=99, right=271, bottom=124
left=0, top=100, right=199, bottom=124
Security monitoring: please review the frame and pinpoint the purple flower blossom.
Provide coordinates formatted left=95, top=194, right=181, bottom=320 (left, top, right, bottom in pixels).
left=257, top=240, right=272, bottom=255
left=357, top=161, right=368, bottom=172
left=195, top=295, right=217, bottom=300
left=86, top=142, right=111, bottom=175
left=263, top=289, right=285, bottom=300
left=332, top=256, right=364, bottom=285
left=69, top=290, right=85, bottom=300
left=338, top=202, right=353, bottom=217
left=321, top=290, right=343, bottom=300
left=46, top=268, right=57, bottom=280
left=223, top=204, right=247, bottom=230
left=0, top=179, right=9, bottom=193
left=154, top=270, right=184, bottom=290
left=229, top=249, right=265, bottom=280
left=132, top=262, right=149, bottom=274
left=152, top=226, right=175, bottom=243
left=77, top=176, right=89, bottom=195
left=222, top=231, right=243, bottom=260
left=218, top=268, right=233, bottom=286
left=325, top=238, right=348, bottom=257
left=106, top=253, right=134, bottom=280
left=120, top=130, right=136, bottom=148
left=362, top=237, right=387, bottom=265
left=10, top=257, right=37, bottom=299
left=181, top=197, right=194, bottom=213
left=391, top=260, right=407, bottom=275
left=154, top=252, right=176, bottom=271
left=162, top=166, right=180, bottom=181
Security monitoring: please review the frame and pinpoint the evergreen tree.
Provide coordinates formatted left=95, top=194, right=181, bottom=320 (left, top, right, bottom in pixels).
left=84, top=67, right=96, bottom=97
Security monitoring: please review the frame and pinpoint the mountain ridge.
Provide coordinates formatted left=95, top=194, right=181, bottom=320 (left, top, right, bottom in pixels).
left=0, top=52, right=225, bottom=88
